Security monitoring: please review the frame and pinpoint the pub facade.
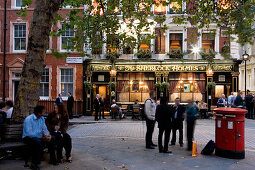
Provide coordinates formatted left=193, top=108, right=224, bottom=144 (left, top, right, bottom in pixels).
left=83, top=59, right=240, bottom=114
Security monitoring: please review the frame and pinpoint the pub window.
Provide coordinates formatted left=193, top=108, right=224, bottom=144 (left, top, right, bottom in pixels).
left=202, top=33, right=215, bottom=52
left=60, top=68, right=73, bottom=97
left=168, top=2, right=182, bottom=14
left=92, top=32, right=103, bottom=54
left=107, top=36, right=119, bottom=53
left=117, top=73, right=155, bottom=103
left=169, top=73, right=206, bottom=103
left=40, top=68, right=49, bottom=97
left=15, top=0, right=22, bottom=7
left=61, top=24, right=74, bottom=51
left=169, top=33, right=183, bottom=51
left=13, top=23, right=26, bottom=51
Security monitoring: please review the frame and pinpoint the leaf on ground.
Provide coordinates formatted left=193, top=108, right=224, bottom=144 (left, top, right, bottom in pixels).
left=118, top=164, right=126, bottom=169
left=194, top=165, right=199, bottom=168
left=162, top=162, right=166, bottom=164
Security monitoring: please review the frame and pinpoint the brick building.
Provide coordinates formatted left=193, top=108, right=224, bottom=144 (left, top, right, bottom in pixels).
left=0, top=1, right=243, bottom=115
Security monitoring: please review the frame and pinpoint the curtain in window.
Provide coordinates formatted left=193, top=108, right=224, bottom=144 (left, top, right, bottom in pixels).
left=169, top=80, right=179, bottom=93
left=146, top=81, right=154, bottom=91
left=197, top=80, right=205, bottom=93
left=117, top=81, right=125, bottom=91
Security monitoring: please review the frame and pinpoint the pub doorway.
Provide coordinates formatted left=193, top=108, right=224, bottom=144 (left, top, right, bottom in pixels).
left=93, top=84, right=110, bottom=115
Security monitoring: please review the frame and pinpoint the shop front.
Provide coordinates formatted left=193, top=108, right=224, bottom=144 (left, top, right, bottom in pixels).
left=83, top=60, right=239, bottom=115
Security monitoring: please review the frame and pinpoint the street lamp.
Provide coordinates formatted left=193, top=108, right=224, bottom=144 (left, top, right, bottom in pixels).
left=192, top=46, right=200, bottom=60
left=242, top=51, right=249, bottom=97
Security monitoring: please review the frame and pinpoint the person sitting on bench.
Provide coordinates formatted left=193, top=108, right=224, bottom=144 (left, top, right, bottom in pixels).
left=23, top=105, right=58, bottom=170
left=132, top=100, right=141, bottom=119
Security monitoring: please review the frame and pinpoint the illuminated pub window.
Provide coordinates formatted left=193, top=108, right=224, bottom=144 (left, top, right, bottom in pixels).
left=117, top=73, right=155, bottom=103
left=168, top=2, right=182, bottom=14
left=202, top=33, right=215, bottom=52
left=169, top=73, right=206, bottom=102
left=107, top=36, right=119, bottom=53
left=169, top=33, right=183, bottom=50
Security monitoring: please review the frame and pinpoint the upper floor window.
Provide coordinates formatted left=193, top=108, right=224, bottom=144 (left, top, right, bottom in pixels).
left=60, top=68, right=73, bottom=97
left=14, top=23, right=26, bottom=51
left=202, top=33, right=215, bottom=52
left=168, top=2, right=182, bottom=14
left=15, top=0, right=22, bottom=8
left=169, top=33, right=183, bottom=51
left=154, top=0, right=166, bottom=15
left=61, top=24, right=74, bottom=51
left=40, top=68, right=49, bottom=97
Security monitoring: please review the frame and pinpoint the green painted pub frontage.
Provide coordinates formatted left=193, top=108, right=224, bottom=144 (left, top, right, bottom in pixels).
left=83, top=59, right=240, bottom=115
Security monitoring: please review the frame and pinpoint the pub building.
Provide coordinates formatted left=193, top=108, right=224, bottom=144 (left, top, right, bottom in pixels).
left=83, top=59, right=240, bottom=115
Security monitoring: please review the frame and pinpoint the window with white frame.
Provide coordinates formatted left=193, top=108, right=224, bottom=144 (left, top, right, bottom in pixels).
left=14, top=24, right=26, bottom=51
left=15, top=0, right=23, bottom=8
left=168, top=1, right=182, bottom=14
left=61, top=24, right=74, bottom=51
left=40, top=68, right=49, bottom=97
left=60, top=68, right=73, bottom=97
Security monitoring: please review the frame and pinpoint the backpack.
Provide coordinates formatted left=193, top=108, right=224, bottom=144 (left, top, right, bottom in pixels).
left=201, top=140, right=215, bottom=155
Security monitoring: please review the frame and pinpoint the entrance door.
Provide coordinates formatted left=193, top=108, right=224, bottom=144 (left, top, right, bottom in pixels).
left=13, top=81, right=20, bottom=103
left=93, top=85, right=110, bottom=112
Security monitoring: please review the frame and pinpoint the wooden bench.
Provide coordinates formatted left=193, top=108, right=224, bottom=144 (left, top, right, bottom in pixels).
left=111, top=107, right=120, bottom=120
left=132, top=107, right=141, bottom=120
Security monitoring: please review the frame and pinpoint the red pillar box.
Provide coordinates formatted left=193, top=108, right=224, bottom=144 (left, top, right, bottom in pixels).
left=214, top=108, right=247, bottom=159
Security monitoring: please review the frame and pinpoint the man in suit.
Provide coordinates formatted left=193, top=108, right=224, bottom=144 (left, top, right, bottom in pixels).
left=94, top=94, right=100, bottom=121
left=67, top=92, right=74, bottom=119
left=155, top=97, right=172, bottom=153
left=55, top=93, right=63, bottom=106
left=217, top=94, right=227, bottom=107
left=245, top=91, right=254, bottom=119
left=99, top=94, right=105, bottom=119
left=171, top=97, right=185, bottom=147
left=144, top=91, right=157, bottom=149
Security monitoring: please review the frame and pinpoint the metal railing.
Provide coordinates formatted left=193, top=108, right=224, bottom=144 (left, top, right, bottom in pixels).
left=38, top=99, right=83, bottom=115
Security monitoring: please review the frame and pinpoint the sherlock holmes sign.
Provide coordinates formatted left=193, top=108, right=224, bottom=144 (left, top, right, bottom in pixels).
left=90, top=64, right=233, bottom=72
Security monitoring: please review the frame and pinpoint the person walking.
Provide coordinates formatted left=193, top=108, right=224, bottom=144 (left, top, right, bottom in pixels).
left=99, top=94, right=105, bottom=119
left=55, top=93, right=63, bottom=106
left=67, top=92, right=74, bottom=119
left=23, top=106, right=57, bottom=169
left=245, top=92, right=254, bottom=119
left=186, top=101, right=198, bottom=151
left=94, top=94, right=100, bottom=121
left=2, top=100, right=14, bottom=122
left=171, top=97, right=185, bottom=147
left=155, top=97, right=172, bottom=153
left=46, top=104, right=72, bottom=163
left=144, top=91, right=157, bottom=149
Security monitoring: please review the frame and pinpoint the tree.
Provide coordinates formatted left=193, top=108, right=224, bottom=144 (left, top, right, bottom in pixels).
left=11, top=0, right=255, bottom=123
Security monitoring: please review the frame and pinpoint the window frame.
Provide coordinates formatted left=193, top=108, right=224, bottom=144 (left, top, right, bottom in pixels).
left=60, top=68, right=74, bottom=99
left=13, top=23, right=27, bottom=53
left=60, top=24, right=75, bottom=52
left=14, top=0, right=23, bottom=8
left=201, top=33, right=215, bottom=53
left=169, top=33, right=183, bottom=51
left=39, top=68, right=50, bottom=99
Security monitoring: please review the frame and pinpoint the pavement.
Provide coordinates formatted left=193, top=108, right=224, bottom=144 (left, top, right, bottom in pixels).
left=1, top=116, right=255, bottom=170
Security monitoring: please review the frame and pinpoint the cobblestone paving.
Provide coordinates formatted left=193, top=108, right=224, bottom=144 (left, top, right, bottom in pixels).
left=69, top=119, right=255, bottom=150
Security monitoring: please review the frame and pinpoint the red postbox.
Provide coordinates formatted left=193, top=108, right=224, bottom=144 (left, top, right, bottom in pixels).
left=214, top=108, right=247, bottom=159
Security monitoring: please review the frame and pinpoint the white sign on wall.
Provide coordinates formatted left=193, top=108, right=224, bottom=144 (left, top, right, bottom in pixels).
left=66, top=57, right=83, bottom=64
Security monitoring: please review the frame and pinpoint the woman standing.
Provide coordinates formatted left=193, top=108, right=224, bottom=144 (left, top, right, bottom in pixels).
left=46, top=104, right=72, bottom=163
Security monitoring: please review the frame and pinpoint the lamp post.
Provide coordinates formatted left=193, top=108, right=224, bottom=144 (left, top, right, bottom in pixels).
left=242, top=51, right=249, bottom=97
left=3, top=0, right=7, bottom=101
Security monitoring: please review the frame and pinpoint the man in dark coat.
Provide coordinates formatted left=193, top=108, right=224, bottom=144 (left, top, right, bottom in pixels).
left=171, top=97, right=185, bottom=147
left=245, top=92, right=254, bottom=119
left=155, top=97, right=172, bottom=153
left=99, top=94, right=105, bottom=119
left=67, top=92, right=74, bottom=119
left=94, top=94, right=100, bottom=121
left=55, top=93, right=63, bottom=106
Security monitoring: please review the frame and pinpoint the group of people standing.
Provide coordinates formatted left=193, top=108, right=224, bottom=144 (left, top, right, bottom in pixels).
left=94, top=94, right=106, bottom=121
left=22, top=103, right=72, bottom=170
left=217, top=90, right=255, bottom=119
left=55, top=92, right=74, bottom=119
left=144, top=91, right=197, bottom=153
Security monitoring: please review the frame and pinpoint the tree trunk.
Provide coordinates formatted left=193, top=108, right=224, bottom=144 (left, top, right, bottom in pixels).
left=11, top=0, right=63, bottom=124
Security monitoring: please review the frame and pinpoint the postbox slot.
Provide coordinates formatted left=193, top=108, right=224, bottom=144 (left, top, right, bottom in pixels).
left=216, top=114, right=223, bottom=117
left=225, top=115, right=236, bottom=118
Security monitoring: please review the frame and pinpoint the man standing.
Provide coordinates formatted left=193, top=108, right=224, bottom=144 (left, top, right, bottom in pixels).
left=171, top=97, right=185, bottom=147
left=234, top=91, right=244, bottom=108
left=245, top=92, right=254, bottom=119
left=186, top=101, right=198, bottom=151
left=217, top=94, right=227, bottom=107
left=23, top=106, right=57, bottom=170
left=94, top=94, right=100, bottom=121
left=155, top=97, right=172, bottom=153
left=228, top=92, right=235, bottom=107
left=144, top=91, right=157, bottom=149
left=99, top=94, right=105, bottom=119
left=55, top=93, right=63, bottom=106
left=67, top=92, right=74, bottom=119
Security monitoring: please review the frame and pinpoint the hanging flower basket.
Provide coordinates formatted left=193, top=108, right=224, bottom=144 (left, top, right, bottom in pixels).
left=109, top=82, right=116, bottom=89
left=206, top=82, right=216, bottom=92
left=220, top=45, right=230, bottom=59
left=105, top=51, right=120, bottom=63
left=84, top=81, right=92, bottom=89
